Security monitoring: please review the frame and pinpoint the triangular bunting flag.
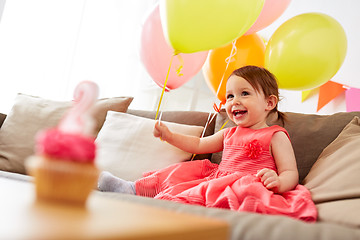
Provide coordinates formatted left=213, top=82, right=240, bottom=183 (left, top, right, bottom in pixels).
left=301, top=88, right=318, bottom=102
left=317, top=81, right=346, bottom=111
left=345, top=87, right=360, bottom=112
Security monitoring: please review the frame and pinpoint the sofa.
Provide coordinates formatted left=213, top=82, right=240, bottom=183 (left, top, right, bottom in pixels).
left=1, top=93, right=360, bottom=240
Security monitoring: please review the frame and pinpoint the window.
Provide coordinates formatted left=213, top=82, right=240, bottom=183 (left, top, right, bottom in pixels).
left=0, top=0, right=216, bottom=114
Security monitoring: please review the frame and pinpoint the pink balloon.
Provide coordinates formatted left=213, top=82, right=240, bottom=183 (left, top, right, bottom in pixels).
left=140, top=5, right=208, bottom=90
left=245, top=0, right=291, bottom=35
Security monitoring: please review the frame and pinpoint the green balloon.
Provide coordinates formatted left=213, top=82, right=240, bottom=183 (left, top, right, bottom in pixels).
left=160, top=0, right=264, bottom=53
left=265, top=13, right=347, bottom=90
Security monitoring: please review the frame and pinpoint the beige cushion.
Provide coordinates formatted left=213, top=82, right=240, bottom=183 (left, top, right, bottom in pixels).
left=127, top=109, right=216, bottom=161
left=0, top=93, right=133, bottom=174
left=214, top=110, right=360, bottom=182
left=315, top=199, right=360, bottom=227
left=95, top=111, right=204, bottom=181
left=303, top=116, right=360, bottom=227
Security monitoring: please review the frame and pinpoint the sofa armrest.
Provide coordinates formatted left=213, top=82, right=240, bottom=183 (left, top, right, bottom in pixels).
left=0, top=113, right=6, bottom=129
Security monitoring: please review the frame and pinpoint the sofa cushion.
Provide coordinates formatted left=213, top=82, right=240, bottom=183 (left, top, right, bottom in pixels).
left=127, top=109, right=216, bottom=161
left=303, top=116, right=360, bottom=227
left=0, top=93, right=133, bottom=174
left=214, top=110, right=360, bottom=182
left=95, top=111, right=204, bottom=181
left=100, top=191, right=360, bottom=240
left=315, top=199, right=360, bottom=228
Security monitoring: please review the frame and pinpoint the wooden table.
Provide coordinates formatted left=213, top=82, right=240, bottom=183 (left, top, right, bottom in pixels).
left=0, top=177, right=229, bottom=240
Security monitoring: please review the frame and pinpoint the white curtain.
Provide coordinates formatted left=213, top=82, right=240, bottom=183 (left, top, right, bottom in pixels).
left=0, top=0, right=216, bottom=114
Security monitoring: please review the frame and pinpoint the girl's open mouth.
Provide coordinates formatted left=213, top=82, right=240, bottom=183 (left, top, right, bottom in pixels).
left=233, top=110, right=247, bottom=117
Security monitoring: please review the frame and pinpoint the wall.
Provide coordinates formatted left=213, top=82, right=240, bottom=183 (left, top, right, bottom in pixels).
left=0, top=0, right=4, bottom=22
left=0, top=1, right=358, bottom=115
left=258, top=0, right=360, bottom=114
left=0, top=1, right=158, bottom=114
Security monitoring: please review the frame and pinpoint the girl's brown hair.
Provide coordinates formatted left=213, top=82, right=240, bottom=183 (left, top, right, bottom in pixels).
left=229, top=65, right=286, bottom=123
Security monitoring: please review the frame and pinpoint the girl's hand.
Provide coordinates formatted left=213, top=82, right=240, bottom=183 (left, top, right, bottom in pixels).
left=256, top=168, right=280, bottom=192
left=153, top=121, right=171, bottom=141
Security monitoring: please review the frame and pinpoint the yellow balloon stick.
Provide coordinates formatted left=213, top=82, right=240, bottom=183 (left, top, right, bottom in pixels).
left=155, top=54, right=174, bottom=121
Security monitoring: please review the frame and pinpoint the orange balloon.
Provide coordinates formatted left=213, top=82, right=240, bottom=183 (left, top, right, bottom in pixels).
left=203, top=33, right=265, bottom=103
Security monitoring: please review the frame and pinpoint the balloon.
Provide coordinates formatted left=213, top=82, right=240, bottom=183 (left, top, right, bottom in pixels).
left=159, top=0, right=264, bottom=53
left=140, top=5, right=208, bottom=90
left=265, top=13, right=347, bottom=90
left=203, top=34, right=265, bottom=103
left=245, top=0, right=291, bottom=35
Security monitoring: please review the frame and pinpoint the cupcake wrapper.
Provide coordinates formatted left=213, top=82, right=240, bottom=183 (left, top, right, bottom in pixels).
left=26, top=156, right=99, bottom=206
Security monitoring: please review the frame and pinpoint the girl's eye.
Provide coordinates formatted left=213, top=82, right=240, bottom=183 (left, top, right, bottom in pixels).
left=241, top=91, right=249, bottom=96
left=226, top=94, right=234, bottom=100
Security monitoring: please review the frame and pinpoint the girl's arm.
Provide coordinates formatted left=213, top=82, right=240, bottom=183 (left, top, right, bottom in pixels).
left=257, top=131, right=299, bottom=193
left=153, top=121, right=224, bottom=154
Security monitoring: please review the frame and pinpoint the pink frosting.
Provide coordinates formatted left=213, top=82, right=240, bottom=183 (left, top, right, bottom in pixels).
left=36, top=128, right=96, bottom=163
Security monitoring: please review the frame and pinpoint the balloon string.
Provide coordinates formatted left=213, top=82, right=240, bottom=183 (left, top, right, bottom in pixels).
left=190, top=112, right=213, bottom=161
left=215, top=39, right=238, bottom=102
left=219, top=120, right=229, bottom=131
left=175, top=54, right=184, bottom=76
left=190, top=115, right=228, bottom=161
left=192, top=41, right=237, bottom=160
left=155, top=54, right=174, bottom=120
left=193, top=41, right=236, bottom=159
left=213, top=102, right=224, bottom=113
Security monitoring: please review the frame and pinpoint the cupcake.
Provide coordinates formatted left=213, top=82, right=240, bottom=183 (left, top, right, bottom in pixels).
left=26, top=81, right=99, bottom=206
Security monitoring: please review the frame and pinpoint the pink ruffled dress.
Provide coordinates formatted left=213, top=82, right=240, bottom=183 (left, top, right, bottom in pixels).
left=135, top=125, right=317, bottom=222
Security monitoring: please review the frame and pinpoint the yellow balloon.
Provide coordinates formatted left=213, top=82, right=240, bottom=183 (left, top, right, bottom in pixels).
left=265, top=13, right=347, bottom=90
left=159, top=0, right=264, bottom=53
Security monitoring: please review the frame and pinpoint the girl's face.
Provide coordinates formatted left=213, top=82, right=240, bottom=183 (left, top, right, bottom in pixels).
left=225, top=75, right=276, bottom=129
